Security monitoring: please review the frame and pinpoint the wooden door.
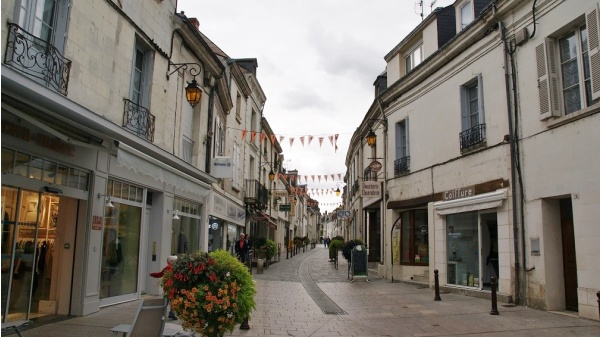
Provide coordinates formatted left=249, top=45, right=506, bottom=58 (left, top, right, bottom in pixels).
left=560, top=198, right=578, bottom=311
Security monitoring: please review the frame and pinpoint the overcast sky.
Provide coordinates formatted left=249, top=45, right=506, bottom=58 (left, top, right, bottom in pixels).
left=176, top=0, right=456, bottom=212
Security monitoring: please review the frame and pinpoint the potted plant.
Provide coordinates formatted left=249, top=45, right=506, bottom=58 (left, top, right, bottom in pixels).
left=160, top=250, right=256, bottom=337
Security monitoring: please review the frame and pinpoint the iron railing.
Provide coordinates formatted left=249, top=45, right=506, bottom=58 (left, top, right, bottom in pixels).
left=245, top=179, right=269, bottom=210
left=123, top=99, right=156, bottom=142
left=459, top=123, right=486, bottom=153
left=4, top=23, right=71, bottom=96
left=364, top=167, right=374, bottom=181
left=394, top=156, right=410, bottom=176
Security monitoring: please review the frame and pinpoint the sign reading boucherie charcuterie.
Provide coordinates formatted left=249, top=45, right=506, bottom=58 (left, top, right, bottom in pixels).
left=361, top=181, right=381, bottom=198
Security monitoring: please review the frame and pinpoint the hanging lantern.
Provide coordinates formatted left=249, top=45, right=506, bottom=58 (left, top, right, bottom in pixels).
left=185, top=79, right=202, bottom=107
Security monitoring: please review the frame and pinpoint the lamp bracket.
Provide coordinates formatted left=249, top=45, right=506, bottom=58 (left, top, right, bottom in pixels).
left=167, top=61, right=202, bottom=79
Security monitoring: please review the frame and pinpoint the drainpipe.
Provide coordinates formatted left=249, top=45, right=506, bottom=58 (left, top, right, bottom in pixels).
left=204, top=84, right=215, bottom=173
left=496, top=7, right=523, bottom=306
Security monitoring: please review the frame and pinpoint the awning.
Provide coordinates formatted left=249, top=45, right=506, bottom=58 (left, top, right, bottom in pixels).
left=250, top=211, right=277, bottom=229
left=432, top=188, right=507, bottom=215
left=117, top=143, right=211, bottom=197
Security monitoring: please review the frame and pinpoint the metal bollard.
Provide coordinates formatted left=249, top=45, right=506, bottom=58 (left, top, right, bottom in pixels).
left=597, top=291, right=600, bottom=320
left=434, top=269, right=441, bottom=301
left=490, top=276, right=499, bottom=315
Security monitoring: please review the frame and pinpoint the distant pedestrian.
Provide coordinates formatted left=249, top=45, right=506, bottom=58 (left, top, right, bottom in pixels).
left=235, top=233, right=249, bottom=263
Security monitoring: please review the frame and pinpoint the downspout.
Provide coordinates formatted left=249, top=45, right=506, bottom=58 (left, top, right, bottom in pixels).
left=495, top=6, right=522, bottom=306
left=204, top=83, right=216, bottom=173
left=376, top=97, right=387, bottom=268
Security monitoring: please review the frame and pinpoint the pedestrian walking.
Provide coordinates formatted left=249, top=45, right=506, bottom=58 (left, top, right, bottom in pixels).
left=235, top=233, right=249, bottom=263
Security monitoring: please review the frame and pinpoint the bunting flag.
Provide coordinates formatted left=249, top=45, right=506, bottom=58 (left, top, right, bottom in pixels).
left=289, top=137, right=295, bottom=147
left=311, top=175, right=315, bottom=182
left=318, top=137, right=324, bottom=147
left=242, top=130, right=248, bottom=140
left=324, top=175, right=328, bottom=182
left=308, top=135, right=314, bottom=145
left=279, top=135, right=285, bottom=143
left=331, top=174, right=335, bottom=181
left=270, top=134, right=276, bottom=144
left=318, top=175, right=321, bottom=183
left=328, top=135, right=334, bottom=147
left=260, top=132, right=267, bottom=143
left=300, top=136, right=305, bottom=146
left=338, top=174, right=342, bottom=180
left=251, top=131, right=257, bottom=142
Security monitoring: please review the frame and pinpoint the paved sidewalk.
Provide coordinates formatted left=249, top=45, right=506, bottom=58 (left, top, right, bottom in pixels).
left=13, top=244, right=600, bottom=336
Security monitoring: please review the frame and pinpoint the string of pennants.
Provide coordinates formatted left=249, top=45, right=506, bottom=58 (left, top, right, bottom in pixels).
left=277, top=173, right=344, bottom=184
left=237, top=129, right=340, bottom=152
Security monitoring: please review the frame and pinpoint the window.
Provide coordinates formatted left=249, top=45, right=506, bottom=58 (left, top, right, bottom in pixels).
left=233, top=142, right=241, bottom=189
left=459, top=1, right=473, bottom=29
left=404, top=44, right=422, bottom=73
left=394, top=119, right=410, bottom=176
left=236, top=93, right=242, bottom=120
left=182, top=136, right=193, bottom=164
left=537, top=7, right=600, bottom=119
left=130, top=38, right=154, bottom=108
left=214, top=117, right=225, bottom=156
left=459, top=75, right=486, bottom=152
left=400, top=209, right=428, bottom=265
left=18, top=0, right=69, bottom=50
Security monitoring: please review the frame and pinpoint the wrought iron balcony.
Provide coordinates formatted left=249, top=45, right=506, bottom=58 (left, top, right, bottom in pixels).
left=4, top=23, right=71, bottom=96
left=459, top=123, right=486, bottom=153
left=394, top=156, right=410, bottom=176
left=245, top=179, right=269, bottom=210
left=123, top=99, right=156, bottom=142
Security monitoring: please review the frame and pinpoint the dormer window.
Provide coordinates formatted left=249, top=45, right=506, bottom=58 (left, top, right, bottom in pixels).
left=459, top=0, right=473, bottom=29
left=404, top=43, right=423, bottom=73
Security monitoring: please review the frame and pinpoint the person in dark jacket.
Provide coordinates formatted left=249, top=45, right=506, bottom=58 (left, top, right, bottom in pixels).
left=234, top=233, right=249, bottom=263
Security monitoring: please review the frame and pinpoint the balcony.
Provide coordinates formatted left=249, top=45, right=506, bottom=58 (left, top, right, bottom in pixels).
left=123, top=99, right=156, bottom=142
left=364, top=167, right=374, bottom=181
left=4, top=23, right=71, bottom=96
left=245, top=179, right=269, bottom=210
left=459, top=123, right=486, bottom=153
left=394, top=156, right=410, bottom=177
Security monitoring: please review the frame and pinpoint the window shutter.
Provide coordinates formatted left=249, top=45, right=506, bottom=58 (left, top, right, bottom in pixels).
left=586, top=4, right=600, bottom=100
left=395, top=123, right=402, bottom=160
left=536, top=39, right=560, bottom=119
left=405, top=117, right=410, bottom=158
left=477, top=74, right=485, bottom=124
left=460, top=86, right=469, bottom=130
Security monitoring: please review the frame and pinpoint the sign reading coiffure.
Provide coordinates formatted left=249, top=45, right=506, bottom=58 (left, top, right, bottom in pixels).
left=212, top=157, right=233, bottom=178
left=361, top=181, right=381, bottom=198
left=443, top=185, right=475, bottom=201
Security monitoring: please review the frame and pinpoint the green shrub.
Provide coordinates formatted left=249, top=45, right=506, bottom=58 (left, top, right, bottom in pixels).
left=329, top=239, right=344, bottom=259
left=342, top=239, right=365, bottom=262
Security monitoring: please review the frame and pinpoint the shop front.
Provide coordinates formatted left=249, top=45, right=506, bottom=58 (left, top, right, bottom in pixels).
left=431, top=185, right=509, bottom=294
left=210, top=192, right=245, bottom=255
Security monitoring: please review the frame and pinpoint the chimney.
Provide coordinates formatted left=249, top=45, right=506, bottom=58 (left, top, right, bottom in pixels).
left=189, top=18, right=200, bottom=30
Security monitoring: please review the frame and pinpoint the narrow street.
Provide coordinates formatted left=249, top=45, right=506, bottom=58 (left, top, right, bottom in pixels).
left=17, top=244, right=599, bottom=337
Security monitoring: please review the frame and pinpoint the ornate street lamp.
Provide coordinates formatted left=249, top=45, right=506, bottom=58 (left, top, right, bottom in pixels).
left=366, top=129, right=376, bottom=147
left=268, top=169, right=275, bottom=182
left=185, top=79, right=202, bottom=107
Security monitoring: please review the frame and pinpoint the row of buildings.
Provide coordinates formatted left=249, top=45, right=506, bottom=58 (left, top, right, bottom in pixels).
left=341, top=0, right=599, bottom=320
left=1, top=0, right=321, bottom=323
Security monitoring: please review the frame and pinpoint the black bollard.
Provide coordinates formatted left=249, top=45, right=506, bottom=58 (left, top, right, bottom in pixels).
left=597, top=291, right=600, bottom=320
left=240, top=317, right=250, bottom=330
left=490, top=276, right=499, bottom=315
left=434, top=269, right=441, bottom=301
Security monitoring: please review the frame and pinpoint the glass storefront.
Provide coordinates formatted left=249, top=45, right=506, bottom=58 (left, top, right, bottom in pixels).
left=171, top=198, right=201, bottom=255
left=400, top=209, right=429, bottom=264
left=446, top=211, right=498, bottom=289
left=2, top=187, right=61, bottom=322
left=100, top=180, right=143, bottom=299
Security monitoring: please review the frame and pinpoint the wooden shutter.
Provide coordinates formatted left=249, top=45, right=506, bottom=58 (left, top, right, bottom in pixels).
left=536, top=39, right=561, bottom=119
left=586, top=4, right=600, bottom=100
left=460, top=85, right=469, bottom=130
left=405, top=117, right=410, bottom=158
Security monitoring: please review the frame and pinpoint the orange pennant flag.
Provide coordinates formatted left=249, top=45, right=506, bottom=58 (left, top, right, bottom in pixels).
left=270, top=134, right=276, bottom=144
left=260, top=133, right=267, bottom=143
left=251, top=131, right=257, bottom=142
left=242, top=130, right=248, bottom=140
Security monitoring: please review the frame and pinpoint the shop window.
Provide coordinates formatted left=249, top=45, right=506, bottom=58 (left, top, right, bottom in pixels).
left=446, top=212, right=481, bottom=287
left=171, top=198, right=202, bottom=255
left=400, top=209, right=429, bottom=265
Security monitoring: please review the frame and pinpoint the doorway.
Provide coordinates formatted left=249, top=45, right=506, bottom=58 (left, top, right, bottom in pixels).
left=560, top=198, right=578, bottom=311
left=1, top=186, right=75, bottom=323
left=366, top=211, right=381, bottom=262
